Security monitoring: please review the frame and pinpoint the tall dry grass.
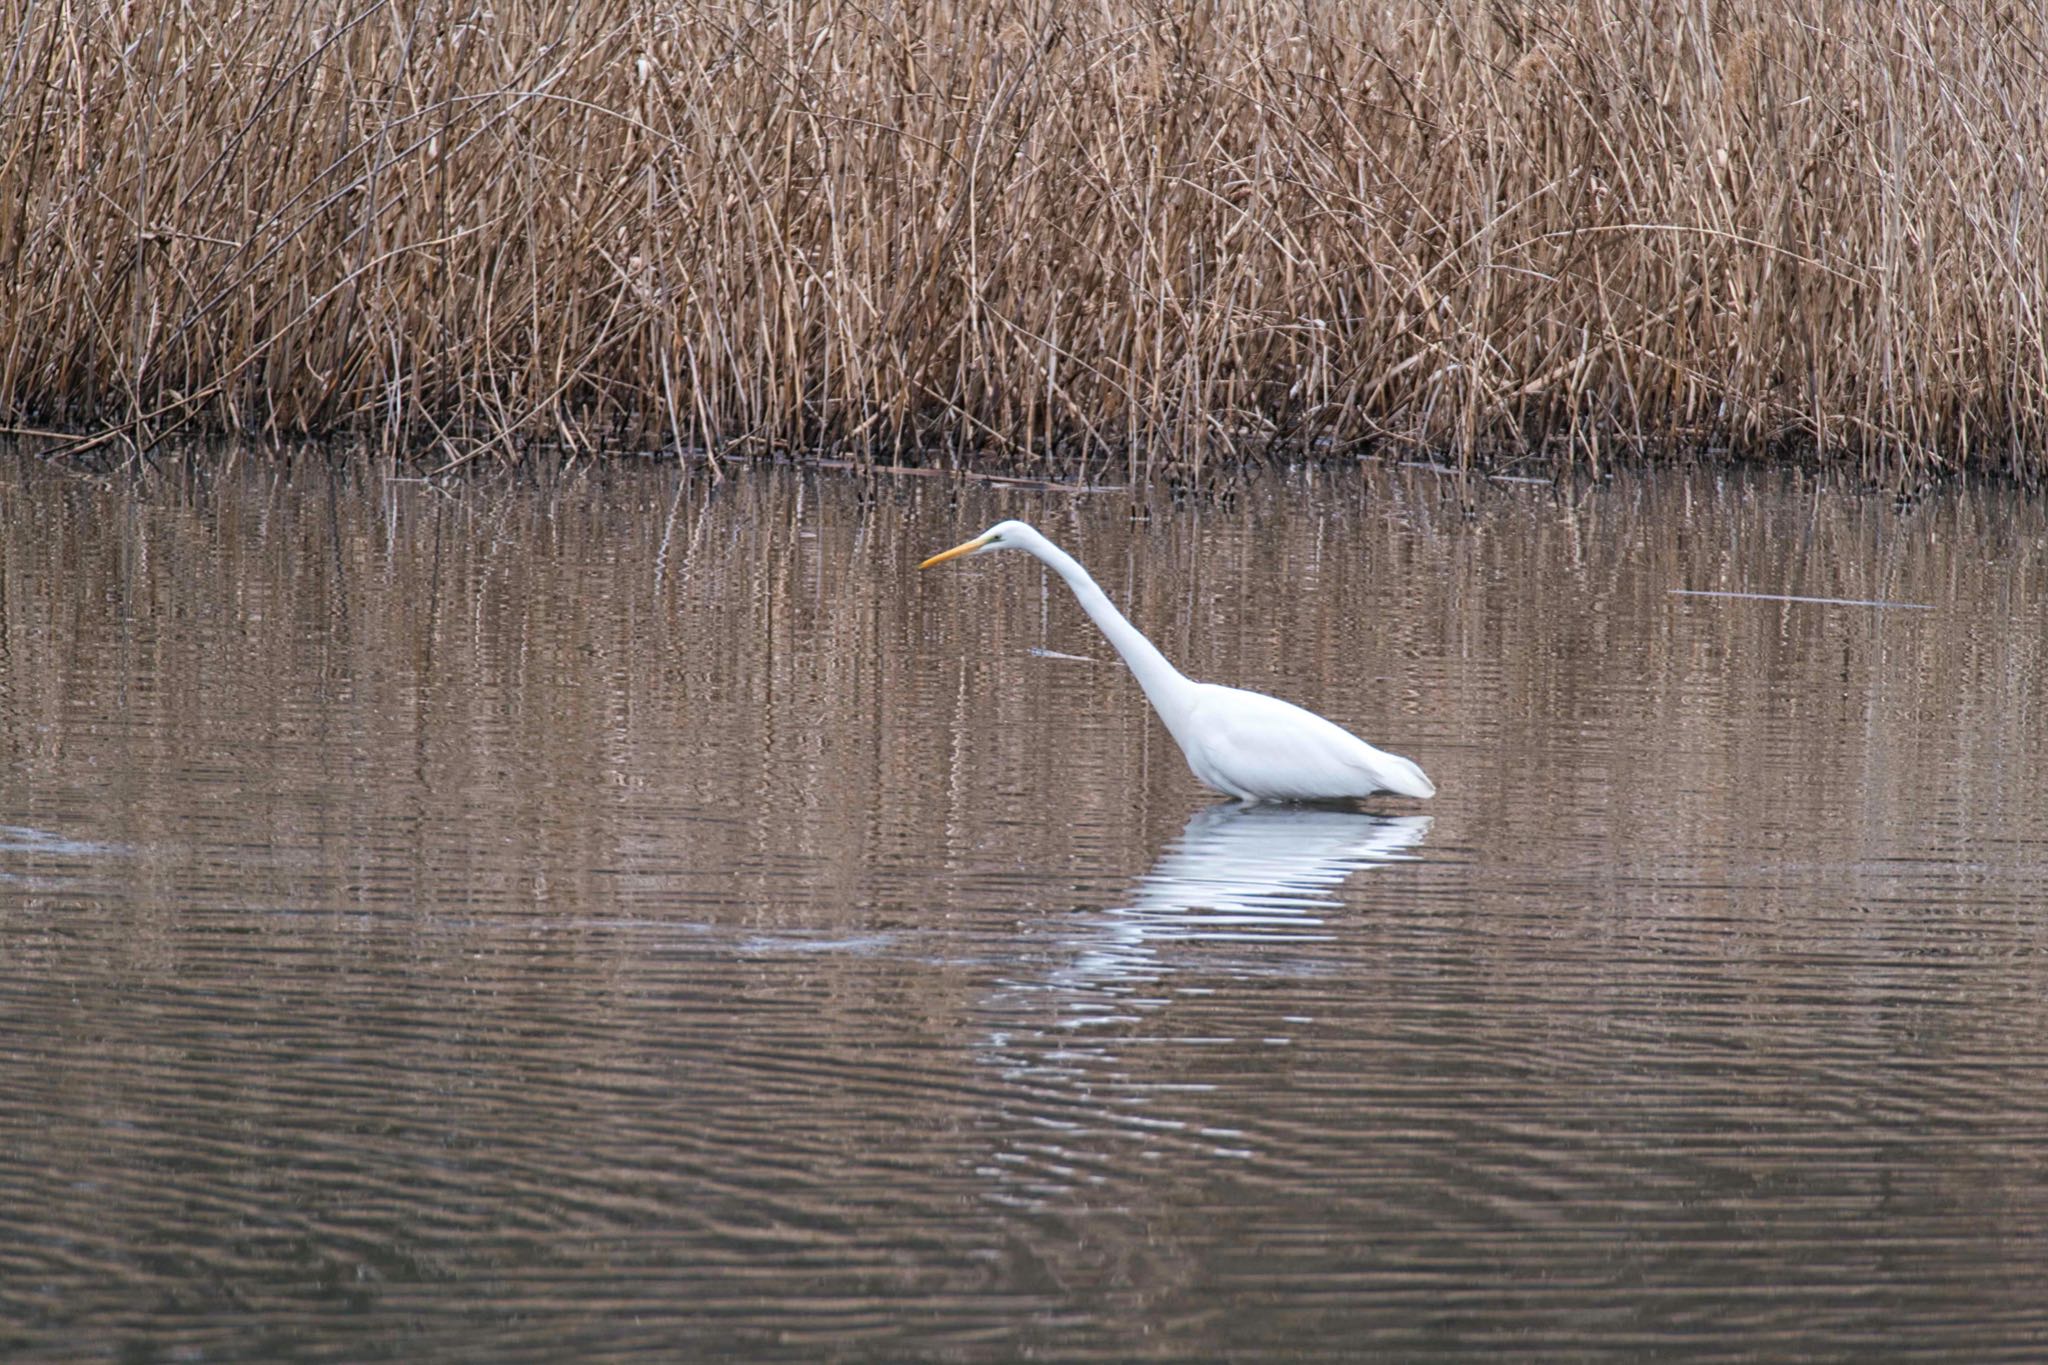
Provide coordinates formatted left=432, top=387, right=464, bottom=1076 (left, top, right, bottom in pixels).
left=2, top=1, right=2044, bottom=480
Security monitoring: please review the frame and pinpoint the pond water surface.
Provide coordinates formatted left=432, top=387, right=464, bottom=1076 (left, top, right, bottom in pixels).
left=2, top=454, right=2046, bottom=1361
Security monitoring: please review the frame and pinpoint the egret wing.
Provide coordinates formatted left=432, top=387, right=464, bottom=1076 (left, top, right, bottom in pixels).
left=1184, top=685, right=1423, bottom=801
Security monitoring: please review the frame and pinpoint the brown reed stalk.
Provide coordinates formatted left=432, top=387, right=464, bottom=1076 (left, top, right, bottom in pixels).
left=0, top=0, right=2043, bottom=481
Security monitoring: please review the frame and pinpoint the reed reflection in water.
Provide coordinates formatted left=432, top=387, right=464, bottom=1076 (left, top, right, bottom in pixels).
left=1, top=452, right=2046, bottom=1362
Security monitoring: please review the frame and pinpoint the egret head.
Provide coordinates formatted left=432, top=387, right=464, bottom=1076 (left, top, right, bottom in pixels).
left=918, top=520, right=1038, bottom=569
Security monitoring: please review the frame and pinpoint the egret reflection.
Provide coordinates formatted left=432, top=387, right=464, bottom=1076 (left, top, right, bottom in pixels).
left=975, top=805, right=1429, bottom=1198
left=1040, top=804, right=1430, bottom=1012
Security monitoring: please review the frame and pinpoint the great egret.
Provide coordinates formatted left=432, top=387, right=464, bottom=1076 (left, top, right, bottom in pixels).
left=919, top=520, right=1435, bottom=802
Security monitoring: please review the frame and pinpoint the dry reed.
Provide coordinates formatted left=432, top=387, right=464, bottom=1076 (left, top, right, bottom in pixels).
left=2, top=0, right=2044, bottom=481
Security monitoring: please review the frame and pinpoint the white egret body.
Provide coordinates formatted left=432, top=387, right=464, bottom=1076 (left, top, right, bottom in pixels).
left=919, top=520, right=1434, bottom=802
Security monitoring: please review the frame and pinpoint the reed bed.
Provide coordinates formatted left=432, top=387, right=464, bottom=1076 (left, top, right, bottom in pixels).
left=2, top=0, right=2044, bottom=480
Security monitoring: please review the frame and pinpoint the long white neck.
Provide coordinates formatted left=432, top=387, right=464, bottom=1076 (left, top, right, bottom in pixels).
left=1027, top=534, right=1199, bottom=725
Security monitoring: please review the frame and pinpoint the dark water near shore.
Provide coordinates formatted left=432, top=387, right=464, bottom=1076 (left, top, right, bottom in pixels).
left=2, top=453, right=2046, bottom=1361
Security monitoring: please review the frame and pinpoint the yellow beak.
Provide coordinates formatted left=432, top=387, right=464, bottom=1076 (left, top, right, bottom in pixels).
left=918, top=533, right=993, bottom=570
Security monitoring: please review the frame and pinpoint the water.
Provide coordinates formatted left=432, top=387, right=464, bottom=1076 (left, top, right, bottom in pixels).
left=2, top=454, right=2045, bottom=1361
